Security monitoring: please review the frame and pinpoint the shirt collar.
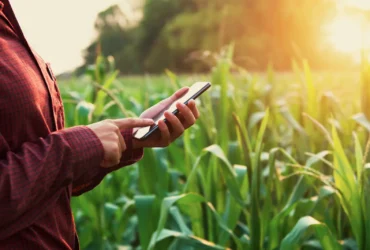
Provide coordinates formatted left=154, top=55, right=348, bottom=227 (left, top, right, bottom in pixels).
left=0, top=0, right=25, bottom=40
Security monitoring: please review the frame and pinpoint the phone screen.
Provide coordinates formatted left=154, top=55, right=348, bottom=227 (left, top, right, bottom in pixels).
left=134, top=82, right=211, bottom=140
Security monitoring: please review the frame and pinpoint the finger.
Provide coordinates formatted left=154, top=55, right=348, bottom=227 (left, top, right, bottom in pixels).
left=176, top=102, right=196, bottom=129
left=103, top=149, right=117, bottom=167
left=176, top=112, right=185, bottom=124
left=157, top=87, right=190, bottom=110
left=113, top=118, right=154, bottom=130
left=170, top=87, right=189, bottom=102
left=101, top=159, right=119, bottom=168
left=118, top=131, right=127, bottom=152
left=101, top=159, right=111, bottom=168
left=158, top=120, right=171, bottom=146
left=116, top=133, right=122, bottom=156
left=108, top=140, right=122, bottom=165
left=101, top=157, right=118, bottom=168
left=187, top=100, right=200, bottom=119
left=164, top=111, right=184, bottom=137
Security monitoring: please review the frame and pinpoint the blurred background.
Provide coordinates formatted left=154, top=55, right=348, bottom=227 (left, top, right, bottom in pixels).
left=11, top=0, right=370, bottom=76
left=10, top=1, right=370, bottom=250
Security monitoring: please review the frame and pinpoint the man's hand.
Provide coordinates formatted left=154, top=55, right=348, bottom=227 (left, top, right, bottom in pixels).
left=88, top=118, right=154, bottom=168
left=133, top=87, right=200, bottom=149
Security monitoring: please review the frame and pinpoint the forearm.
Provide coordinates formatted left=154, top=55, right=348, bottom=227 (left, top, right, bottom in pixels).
left=0, top=126, right=104, bottom=227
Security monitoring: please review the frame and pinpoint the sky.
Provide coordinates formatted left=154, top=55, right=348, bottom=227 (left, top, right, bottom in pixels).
left=10, top=0, right=141, bottom=74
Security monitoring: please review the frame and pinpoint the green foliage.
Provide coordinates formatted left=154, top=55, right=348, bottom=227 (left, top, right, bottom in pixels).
left=281, top=216, right=341, bottom=250
left=76, top=0, right=352, bottom=75
left=62, top=49, right=370, bottom=250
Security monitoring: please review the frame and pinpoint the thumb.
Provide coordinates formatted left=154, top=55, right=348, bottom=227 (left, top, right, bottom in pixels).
left=112, top=118, right=154, bottom=130
left=170, top=87, right=189, bottom=102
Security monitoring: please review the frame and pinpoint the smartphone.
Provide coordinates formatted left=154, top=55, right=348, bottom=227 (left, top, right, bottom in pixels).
left=133, top=82, right=212, bottom=140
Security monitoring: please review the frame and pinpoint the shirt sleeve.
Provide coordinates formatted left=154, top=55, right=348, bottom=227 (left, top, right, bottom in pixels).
left=0, top=126, right=104, bottom=229
left=71, top=128, right=144, bottom=196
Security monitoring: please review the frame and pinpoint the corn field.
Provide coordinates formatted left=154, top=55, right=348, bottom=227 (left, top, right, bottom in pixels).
left=59, top=45, right=370, bottom=250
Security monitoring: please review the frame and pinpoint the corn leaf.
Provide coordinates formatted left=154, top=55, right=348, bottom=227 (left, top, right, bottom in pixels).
left=281, top=216, right=341, bottom=250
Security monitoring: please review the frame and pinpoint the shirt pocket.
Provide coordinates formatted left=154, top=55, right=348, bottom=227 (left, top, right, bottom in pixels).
left=31, top=49, right=65, bottom=130
left=45, top=62, right=65, bottom=129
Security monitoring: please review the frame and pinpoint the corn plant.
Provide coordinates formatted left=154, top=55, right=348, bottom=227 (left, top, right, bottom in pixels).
left=57, top=45, right=370, bottom=250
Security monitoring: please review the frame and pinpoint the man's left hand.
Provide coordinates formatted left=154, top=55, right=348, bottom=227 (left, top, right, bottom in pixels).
left=132, top=88, right=200, bottom=149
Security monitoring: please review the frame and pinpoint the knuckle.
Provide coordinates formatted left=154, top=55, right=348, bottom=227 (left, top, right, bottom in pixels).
left=126, top=118, right=134, bottom=123
left=114, top=126, right=120, bottom=133
left=131, top=118, right=140, bottom=123
left=117, top=148, right=122, bottom=157
left=111, top=143, right=119, bottom=153
left=113, top=133, right=119, bottom=141
left=122, top=142, right=127, bottom=151
left=107, top=123, right=116, bottom=130
left=114, top=146, right=120, bottom=155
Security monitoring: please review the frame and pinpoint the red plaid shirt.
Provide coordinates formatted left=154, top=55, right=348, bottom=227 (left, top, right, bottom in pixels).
left=0, top=1, right=143, bottom=249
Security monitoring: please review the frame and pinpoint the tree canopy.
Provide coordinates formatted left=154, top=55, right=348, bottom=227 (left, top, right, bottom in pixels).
left=79, top=0, right=352, bottom=74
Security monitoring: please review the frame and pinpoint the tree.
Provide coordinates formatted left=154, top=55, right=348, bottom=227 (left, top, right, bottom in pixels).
left=79, top=0, right=344, bottom=74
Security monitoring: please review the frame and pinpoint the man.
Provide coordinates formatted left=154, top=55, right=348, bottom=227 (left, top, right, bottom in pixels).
left=0, top=1, right=200, bottom=249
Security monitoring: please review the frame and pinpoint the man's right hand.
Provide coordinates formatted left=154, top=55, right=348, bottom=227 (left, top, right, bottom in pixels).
left=87, top=118, right=154, bottom=168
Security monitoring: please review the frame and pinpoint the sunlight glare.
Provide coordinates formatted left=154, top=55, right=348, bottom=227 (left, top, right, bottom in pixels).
left=326, top=15, right=366, bottom=53
left=341, top=0, right=370, bottom=10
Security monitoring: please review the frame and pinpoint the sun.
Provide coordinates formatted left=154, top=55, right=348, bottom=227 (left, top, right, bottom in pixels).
left=325, top=0, right=370, bottom=55
left=326, top=15, right=366, bottom=53
left=341, top=0, right=370, bottom=10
